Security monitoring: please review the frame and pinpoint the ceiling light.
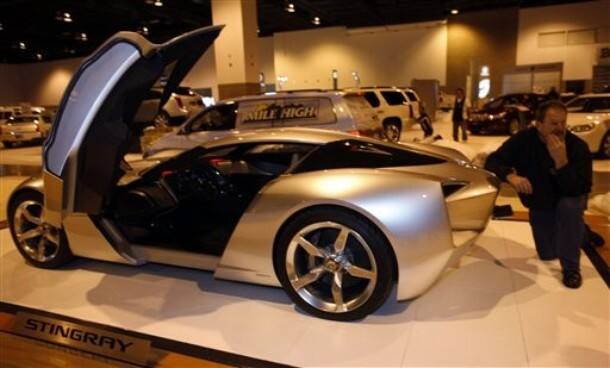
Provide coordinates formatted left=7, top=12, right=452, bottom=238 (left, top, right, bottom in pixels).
left=36, top=53, right=42, bottom=61
left=18, top=42, right=26, bottom=50
left=312, top=16, right=320, bottom=25
left=451, top=9, right=459, bottom=15
left=285, top=3, right=295, bottom=13
left=0, top=23, right=3, bottom=31
left=79, top=32, right=88, bottom=41
left=140, top=26, right=149, bottom=35
left=63, top=12, right=72, bottom=22
left=154, top=0, right=163, bottom=6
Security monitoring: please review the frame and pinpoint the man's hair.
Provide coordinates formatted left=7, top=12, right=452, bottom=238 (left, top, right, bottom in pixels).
left=455, top=88, right=464, bottom=94
left=535, top=100, right=567, bottom=122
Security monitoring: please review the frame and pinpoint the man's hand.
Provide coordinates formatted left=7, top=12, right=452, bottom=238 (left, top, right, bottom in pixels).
left=546, top=134, right=568, bottom=169
left=507, top=173, right=533, bottom=194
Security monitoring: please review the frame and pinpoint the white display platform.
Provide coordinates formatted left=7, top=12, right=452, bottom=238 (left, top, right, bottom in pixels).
left=1, top=220, right=608, bottom=367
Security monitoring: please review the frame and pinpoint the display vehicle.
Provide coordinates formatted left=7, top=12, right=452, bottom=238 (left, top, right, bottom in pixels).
left=566, top=93, right=610, bottom=158
left=7, top=26, right=500, bottom=320
left=1, top=114, right=50, bottom=148
left=467, top=93, right=549, bottom=135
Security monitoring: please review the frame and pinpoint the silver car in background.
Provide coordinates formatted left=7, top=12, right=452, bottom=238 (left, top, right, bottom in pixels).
left=1, top=114, right=50, bottom=148
left=142, top=90, right=382, bottom=157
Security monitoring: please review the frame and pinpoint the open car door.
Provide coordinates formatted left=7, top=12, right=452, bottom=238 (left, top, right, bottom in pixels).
left=42, top=26, right=222, bottom=226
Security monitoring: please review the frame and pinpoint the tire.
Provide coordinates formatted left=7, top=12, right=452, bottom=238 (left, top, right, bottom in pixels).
left=508, top=118, right=521, bottom=136
left=383, top=120, right=402, bottom=143
left=153, top=111, right=171, bottom=128
left=599, top=131, right=610, bottom=158
left=3, top=141, right=14, bottom=148
left=8, top=191, right=73, bottom=269
left=274, top=208, right=394, bottom=321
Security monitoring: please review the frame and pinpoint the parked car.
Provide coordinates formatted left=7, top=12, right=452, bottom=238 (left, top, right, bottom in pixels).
left=438, top=91, right=455, bottom=111
left=467, top=93, right=550, bottom=135
left=7, top=25, right=500, bottom=321
left=1, top=114, right=50, bottom=148
left=347, top=87, right=419, bottom=142
left=566, top=93, right=610, bottom=158
left=138, top=86, right=205, bottom=127
left=142, top=90, right=382, bottom=157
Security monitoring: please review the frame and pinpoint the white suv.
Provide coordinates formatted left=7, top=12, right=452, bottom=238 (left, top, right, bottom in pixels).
left=142, top=90, right=382, bottom=157
left=347, top=87, right=421, bottom=142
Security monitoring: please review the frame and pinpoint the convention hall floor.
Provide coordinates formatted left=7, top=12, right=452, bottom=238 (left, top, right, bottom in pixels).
left=0, top=219, right=608, bottom=367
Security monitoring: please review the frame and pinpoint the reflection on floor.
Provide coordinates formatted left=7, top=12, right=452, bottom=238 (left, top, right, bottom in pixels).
left=0, top=220, right=608, bottom=368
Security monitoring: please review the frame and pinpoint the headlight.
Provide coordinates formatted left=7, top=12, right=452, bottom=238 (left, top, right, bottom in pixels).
left=569, top=122, right=596, bottom=133
left=488, top=112, right=507, bottom=120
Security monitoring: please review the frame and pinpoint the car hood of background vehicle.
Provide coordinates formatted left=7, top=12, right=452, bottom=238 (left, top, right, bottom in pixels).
left=567, top=111, right=610, bottom=126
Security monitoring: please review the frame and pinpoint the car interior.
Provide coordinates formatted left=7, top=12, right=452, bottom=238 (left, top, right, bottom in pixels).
left=111, top=142, right=316, bottom=255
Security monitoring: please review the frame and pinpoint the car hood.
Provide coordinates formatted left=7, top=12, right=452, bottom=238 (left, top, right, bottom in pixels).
left=567, top=111, right=610, bottom=126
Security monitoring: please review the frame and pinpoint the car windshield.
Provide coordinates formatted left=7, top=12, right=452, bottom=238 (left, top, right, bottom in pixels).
left=484, top=98, right=504, bottom=110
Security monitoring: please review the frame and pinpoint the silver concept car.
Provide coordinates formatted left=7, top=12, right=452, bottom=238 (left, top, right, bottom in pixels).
left=7, top=26, right=500, bottom=320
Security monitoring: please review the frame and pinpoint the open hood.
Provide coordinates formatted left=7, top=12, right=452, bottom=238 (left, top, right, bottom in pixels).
left=42, top=25, right=222, bottom=217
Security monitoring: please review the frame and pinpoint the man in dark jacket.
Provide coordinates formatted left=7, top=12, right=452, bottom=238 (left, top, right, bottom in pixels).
left=485, top=100, right=592, bottom=288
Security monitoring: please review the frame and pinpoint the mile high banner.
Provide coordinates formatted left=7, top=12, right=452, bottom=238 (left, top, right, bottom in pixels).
left=242, top=100, right=319, bottom=124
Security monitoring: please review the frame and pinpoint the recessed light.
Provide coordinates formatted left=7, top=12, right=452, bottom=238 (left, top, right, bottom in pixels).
left=154, top=0, right=163, bottom=6
left=79, top=32, right=88, bottom=41
left=36, top=53, right=42, bottom=61
left=312, top=16, right=320, bottom=25
left=0, top=22, right=4, bottom=31
left=285, top=3, right=295, bottom=13
left=63, top=12, right=72, bottom=22
left=141, top=26, right=149, bottom=35
left=451, top=9, right=459, bottom=15
left=19, top=42, right=26, bottom=50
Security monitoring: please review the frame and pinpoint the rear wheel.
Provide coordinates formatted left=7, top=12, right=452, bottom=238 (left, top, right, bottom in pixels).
left=8, top=191, right=73, bottom=268
left=383, top=121, right=402, bottom=143
left=274, top=208, right=394, bottom=321
left=154, top=111, right=171, bottom=128
left=600, top=131, right=610, bottom=158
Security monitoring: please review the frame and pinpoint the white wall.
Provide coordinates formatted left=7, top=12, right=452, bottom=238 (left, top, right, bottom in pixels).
left=517, top=0, right=610, bottom=80
left=273, top=21, right=447, bottom=90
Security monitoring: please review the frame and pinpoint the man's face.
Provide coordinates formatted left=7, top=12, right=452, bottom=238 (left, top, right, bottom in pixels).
left=456, top=89, right=464, bottom=99
left=536, top=107, right=567, bottom=141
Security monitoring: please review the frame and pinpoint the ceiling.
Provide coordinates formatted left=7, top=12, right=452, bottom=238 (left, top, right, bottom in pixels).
left=0, top=0, right=589, bottom=63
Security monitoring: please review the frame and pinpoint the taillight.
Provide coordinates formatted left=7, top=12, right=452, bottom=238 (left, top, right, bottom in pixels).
left=175, top=97, right=184, bottom=109
left=347, top=130, right=361, bottom=136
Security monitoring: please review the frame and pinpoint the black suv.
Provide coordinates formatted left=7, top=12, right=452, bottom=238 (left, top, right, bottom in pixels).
left=467, top=93, right=550, bottom=135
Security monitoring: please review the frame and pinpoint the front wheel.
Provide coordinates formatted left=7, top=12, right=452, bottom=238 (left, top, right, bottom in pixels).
left=8, top=191, right=73, bottom=268
left=274, top=208, right=394, bottom=321
left=383, top=122, right=402, bottom=143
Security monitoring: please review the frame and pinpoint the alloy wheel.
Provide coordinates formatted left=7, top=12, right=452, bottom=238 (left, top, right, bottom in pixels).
left=384, top=124, right=401, bottom=142
left=13, top=199, right=61, bottom=263
left=285, top=221, right=377, bottom=314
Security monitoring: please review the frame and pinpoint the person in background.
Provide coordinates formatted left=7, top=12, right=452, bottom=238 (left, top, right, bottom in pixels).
left=485, top=100, right=592, bottom=288
left=452, top=88, right=470, bottom=142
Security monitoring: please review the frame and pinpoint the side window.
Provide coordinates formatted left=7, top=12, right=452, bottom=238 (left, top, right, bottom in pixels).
left=236, top=99, right=278, bottom=129
left=380, top=91, right=406, bottom=106
left=363, top=92, right=381, bottom=108
left=589, top=98, right=610, bottom=112
left=405, top=91, right=418, bottom=102
left=276, top=98, right=336, bottom=127
left=566, top=98, right=589, bottom=112
left=294, top=140, right=445, bottom=173
left=202, top=143, right=315, bottom=176
left=189, top=104, right=237, bottom=132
